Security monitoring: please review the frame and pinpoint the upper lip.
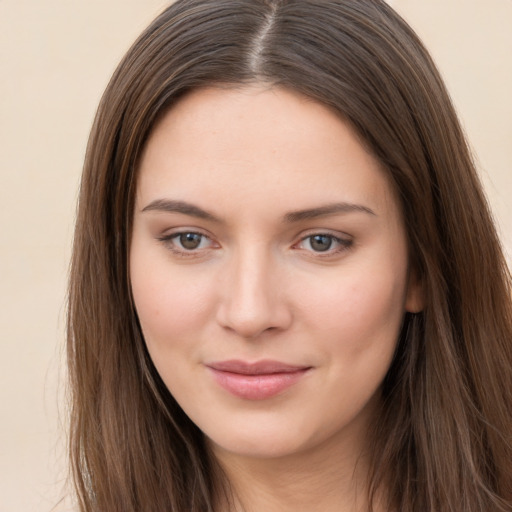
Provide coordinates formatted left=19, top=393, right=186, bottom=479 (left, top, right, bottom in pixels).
left=206, top=359, right=310, bottom=375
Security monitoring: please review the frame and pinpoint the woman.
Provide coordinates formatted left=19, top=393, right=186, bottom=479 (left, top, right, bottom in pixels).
left=67, top=1, right=512, bottom=511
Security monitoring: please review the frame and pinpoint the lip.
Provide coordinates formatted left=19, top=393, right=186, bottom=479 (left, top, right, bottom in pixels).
left=206, top=359, right=311, bottom=400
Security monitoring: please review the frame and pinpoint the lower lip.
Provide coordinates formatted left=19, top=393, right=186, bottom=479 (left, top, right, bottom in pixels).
left=208, top=368, right=309, bottom=400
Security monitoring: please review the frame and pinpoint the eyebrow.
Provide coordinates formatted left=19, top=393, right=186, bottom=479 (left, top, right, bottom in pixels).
left=141, top=199, right=221, bottom=222
left=283, top=202, right=376, bottom=223
left=141, top=199, right=376, bottom=223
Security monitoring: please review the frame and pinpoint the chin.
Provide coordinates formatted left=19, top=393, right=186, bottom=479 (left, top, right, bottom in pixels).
left=207, top=430, right=313, bottom=460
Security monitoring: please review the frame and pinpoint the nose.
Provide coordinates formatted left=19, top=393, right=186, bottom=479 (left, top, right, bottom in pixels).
left=215, top=247, right=293, bottom=339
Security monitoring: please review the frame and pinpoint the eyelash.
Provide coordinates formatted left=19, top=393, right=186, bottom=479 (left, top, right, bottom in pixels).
left=294, top=233, right=353, bottom=256
left=157, top=231, right=216, bottom=257
left=157, top=231, right=353, bottom=258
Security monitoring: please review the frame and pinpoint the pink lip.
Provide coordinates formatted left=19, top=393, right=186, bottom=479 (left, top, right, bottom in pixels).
left=206, top=360, right=311, bottom=400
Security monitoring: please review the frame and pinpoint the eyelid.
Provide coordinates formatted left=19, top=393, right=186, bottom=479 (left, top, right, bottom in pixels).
left=293, top=230, right=353, bottom=256
left=157, top=228, right=219, bottom=256
left=155, top=226, right=353, bottom=258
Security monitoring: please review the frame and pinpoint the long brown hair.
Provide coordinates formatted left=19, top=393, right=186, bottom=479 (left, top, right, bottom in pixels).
left=67, top=1, right=512, bottom=510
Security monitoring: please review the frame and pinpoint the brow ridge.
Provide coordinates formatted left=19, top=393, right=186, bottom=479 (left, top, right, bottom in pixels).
left=141, top=199, right=375, bottom=224
left=141, top=199, right=219, bottom=222
left=283, top=202, right=376, bottom=223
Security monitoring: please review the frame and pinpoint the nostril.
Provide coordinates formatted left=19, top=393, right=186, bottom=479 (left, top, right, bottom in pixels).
left=216, top=297, right=292, bottom=340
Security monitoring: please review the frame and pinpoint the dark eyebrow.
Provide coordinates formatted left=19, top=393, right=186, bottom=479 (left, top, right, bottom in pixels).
left=141, top=199, right=375, bottom=224
left=283, top=202, right=376, bottom=223
left=141, top=199, right=220, bottom=222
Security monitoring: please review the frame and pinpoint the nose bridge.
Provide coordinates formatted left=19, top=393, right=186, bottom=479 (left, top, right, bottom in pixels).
left=216, top=241, right=290, bottom=338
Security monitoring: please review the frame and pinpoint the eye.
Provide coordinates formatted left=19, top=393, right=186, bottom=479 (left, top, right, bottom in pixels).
left=176, top=232, right=207, bottom=250
left=296, top=233, right=352, bottom=255
left=158, top=231, right=215, bottom=255
left=307, top=234, right=335, bottom=252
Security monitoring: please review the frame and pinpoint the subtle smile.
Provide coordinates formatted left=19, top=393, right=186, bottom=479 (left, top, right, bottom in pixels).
left=206, top=360, right=312, bottom=400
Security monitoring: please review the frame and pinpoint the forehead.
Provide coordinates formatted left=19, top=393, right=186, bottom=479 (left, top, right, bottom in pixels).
left=136, top=85, right=400, bottom=222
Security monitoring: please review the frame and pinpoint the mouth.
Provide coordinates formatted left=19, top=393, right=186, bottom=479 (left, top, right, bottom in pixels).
left=206, top=359, right=311, bottom=400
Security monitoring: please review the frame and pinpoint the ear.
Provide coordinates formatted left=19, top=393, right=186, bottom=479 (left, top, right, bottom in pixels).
left=405, top=268, right=424, bottom=313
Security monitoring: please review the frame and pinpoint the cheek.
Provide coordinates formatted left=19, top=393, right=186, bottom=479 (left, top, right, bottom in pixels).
left=130, top=256, right=216, bottom=350
left=349, top=275, right=405, bottom=335
left=302, top=267, right=408, bottom=415
left=298, top=261, right=408, bottom=357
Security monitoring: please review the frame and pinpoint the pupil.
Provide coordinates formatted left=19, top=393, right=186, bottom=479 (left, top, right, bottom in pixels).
left=180, top=233, right=201, bottom=250
left=311, top=235, right=332, bottom=252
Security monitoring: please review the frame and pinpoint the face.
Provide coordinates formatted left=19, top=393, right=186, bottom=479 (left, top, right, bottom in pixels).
left=130, top=86, right=422, bottom=462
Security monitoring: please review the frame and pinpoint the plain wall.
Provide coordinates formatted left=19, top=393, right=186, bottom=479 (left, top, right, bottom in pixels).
left=0, top=1, right=510, bottom=511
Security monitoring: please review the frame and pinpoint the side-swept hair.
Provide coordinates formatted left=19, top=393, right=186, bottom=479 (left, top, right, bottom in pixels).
left=67, top=1, right=512, bottom=511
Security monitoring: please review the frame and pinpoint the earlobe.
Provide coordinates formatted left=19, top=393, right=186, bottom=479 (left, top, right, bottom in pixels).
left=405, top=270, right=425, bottom=313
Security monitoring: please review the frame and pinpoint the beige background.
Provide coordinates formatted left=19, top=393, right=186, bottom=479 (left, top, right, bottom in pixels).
left=0, top=1, right=510, bottom=511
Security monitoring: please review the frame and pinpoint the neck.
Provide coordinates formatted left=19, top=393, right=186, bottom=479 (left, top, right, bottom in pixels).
left=212, top=431, right=384, bottom=512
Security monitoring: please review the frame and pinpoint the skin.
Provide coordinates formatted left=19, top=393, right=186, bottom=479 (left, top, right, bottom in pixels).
left=130, top=85, right=423, bottom=512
